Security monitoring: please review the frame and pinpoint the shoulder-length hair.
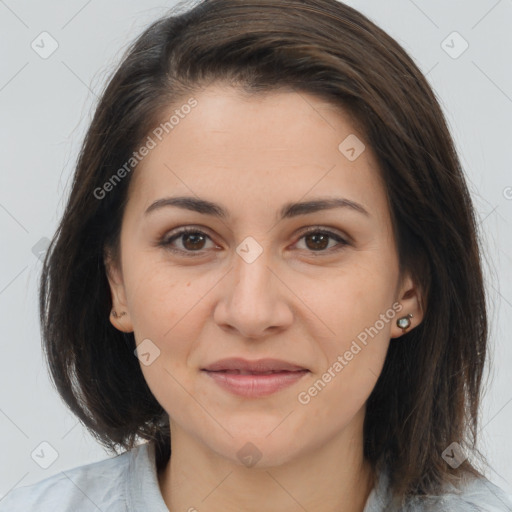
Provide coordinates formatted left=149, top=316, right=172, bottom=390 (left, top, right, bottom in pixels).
left=40, top=0, right=489, bottom=501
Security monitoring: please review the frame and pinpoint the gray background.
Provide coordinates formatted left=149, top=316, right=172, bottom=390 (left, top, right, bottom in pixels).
left=1, top=0, right=511, bottom=500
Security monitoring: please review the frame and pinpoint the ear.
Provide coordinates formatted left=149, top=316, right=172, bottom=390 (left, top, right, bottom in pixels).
left=390, top=272, right=425, bottom=339
left=104, top=247, right=134, bottom=333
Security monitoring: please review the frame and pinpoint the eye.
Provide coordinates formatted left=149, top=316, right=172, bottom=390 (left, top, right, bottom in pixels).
left=159, top=226, right=349, bottom=257
left=160, top=227, right=217, bottom=256
left=294, top=227, right=349, bottom=253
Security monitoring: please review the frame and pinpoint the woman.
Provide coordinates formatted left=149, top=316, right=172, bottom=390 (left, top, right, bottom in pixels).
left=1, top=0, right=510, bottom=510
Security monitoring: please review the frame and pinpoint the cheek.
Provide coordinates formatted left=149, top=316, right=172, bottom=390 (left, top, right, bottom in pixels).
left=123, top=261, right=207, bottom=414
left=123, top=256, right=195, bottom=336
left=123, top=257, right=216, bottom=380
left=297, top=271, right=395, bottom=433
left=314, top=255, right=398, bottom=342
left=304, top=256, right=397, bottom=406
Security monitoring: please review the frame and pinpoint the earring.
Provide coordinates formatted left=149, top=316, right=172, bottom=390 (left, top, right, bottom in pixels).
left=396, top=313, right=413, bottom=333
left=111, top=309, right=126, bottom=319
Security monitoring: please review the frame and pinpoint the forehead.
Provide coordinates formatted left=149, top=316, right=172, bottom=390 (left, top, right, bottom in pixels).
left=125, top=85, right=387, bottom=222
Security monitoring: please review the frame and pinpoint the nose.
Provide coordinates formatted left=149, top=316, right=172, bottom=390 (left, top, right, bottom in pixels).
left=213, top=247, right=293, bottom=340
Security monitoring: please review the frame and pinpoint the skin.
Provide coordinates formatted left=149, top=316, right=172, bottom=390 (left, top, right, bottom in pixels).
left=106, top=84, right=424, bottom=512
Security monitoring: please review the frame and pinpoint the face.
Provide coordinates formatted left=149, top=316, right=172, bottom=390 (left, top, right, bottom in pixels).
left=106, top=84, right=422, bottom=468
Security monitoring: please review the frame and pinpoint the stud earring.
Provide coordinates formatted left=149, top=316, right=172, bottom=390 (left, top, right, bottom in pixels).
left=396, top=313, right=413, bottom=333
left=111, top=310, right=126, bottom=319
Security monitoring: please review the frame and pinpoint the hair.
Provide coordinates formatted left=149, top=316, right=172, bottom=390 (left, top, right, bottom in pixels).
left=39, top=0, right=490, bottom=504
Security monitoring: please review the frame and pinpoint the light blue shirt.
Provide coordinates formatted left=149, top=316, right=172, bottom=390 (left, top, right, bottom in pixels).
left=1, top=442, right=511, bottom=511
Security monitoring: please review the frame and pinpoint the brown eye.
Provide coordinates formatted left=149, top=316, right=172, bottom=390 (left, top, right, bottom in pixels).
left=296, top=229, right=349, bottom=253
left=181, top=232, right=207, bottom=250
left=161, top=228, right=216, bottom=255
left=159, top=226, right=348, bottom=257
left=304, top=232, right=330, bottom=251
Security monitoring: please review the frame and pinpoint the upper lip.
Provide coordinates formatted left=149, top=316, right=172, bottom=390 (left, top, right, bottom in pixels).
left=201, top=358, right=308, bottom=372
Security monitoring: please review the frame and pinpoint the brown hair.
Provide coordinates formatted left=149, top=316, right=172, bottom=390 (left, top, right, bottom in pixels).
left=39, top=0, right=490, bottom=503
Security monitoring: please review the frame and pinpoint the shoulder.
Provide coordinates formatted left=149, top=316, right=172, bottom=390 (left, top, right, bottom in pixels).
left=403, top=474, right=512, bottom=512
left=441, top=475, right=512, bottom=512
left=366, top=466, right=512, bottom=512
left=0, top=443, right=148, bottom=512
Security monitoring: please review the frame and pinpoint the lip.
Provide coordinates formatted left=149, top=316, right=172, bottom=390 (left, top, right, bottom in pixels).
left=201, top=358, right=309, bottom=398
left=201, top=357, right=308, bottom=373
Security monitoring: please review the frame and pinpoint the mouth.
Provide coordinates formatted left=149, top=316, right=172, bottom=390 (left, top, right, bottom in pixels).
left=201, top=357, right=309, bottom=373
left=207, top=369, right=303, bottom=375
left=201, top=358, right=310, bottom=397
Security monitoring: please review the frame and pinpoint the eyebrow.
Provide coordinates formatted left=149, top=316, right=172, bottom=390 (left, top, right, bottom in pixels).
left=144, top=195, right=370, bottom=220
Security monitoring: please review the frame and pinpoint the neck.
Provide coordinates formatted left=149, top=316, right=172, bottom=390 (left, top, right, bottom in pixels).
left=158, top=411, right=376, bottom=512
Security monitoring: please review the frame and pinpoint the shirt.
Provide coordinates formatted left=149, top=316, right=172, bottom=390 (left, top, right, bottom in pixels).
left=0, top=441, right=511, bottom=511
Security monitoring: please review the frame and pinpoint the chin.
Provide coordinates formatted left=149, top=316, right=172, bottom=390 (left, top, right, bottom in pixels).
left=200, top=423, right=308, bottom=470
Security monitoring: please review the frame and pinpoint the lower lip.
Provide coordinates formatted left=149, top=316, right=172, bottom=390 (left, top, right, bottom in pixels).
left=202, top=370, right=309, bottom=397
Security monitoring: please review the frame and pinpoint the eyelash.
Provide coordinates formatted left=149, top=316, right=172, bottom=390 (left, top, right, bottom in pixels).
left=158, top=226, right=349, bottom=257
